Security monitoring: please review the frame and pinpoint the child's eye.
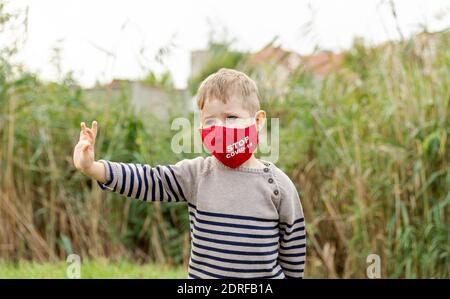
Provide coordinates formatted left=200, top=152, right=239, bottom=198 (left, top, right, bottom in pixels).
left=226, top=115, right=238, bottom=120
left=204, top=119, right=216, bottom=127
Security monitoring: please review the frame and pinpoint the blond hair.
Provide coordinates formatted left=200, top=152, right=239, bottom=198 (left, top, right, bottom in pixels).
left=196, top=68, right=260, bottom=114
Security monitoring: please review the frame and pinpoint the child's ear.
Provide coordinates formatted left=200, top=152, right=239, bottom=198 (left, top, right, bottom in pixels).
left=255, top=110, right=266, bottom=131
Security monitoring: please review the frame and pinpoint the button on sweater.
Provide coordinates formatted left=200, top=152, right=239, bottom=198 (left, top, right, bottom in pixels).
left=97, top=156, right=306, bottom=279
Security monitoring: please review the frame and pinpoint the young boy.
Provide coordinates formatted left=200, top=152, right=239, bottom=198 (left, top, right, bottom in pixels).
left=73, top=68, right=306, bottom=279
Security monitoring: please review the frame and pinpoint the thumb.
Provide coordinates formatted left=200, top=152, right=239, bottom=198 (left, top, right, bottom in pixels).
left=82, top=142, right=91, bottom=152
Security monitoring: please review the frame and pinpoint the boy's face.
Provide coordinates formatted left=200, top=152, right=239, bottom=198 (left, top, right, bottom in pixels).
left=200, top=94, right=266, bottom=129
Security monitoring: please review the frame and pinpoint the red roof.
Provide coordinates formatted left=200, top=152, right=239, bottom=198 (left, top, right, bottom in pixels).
left=300, top=51, right=343, bottom=75
left=247, top=45, right=342, bottom=75
left=246, top=45, right=300, bottom=69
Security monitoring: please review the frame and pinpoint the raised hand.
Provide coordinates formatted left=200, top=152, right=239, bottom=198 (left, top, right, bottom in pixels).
left=73, top=121, right=97, bottom=174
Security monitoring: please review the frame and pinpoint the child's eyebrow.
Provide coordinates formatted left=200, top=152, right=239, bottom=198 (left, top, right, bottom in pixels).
left=223, top=110, right=240, bottom=115
left=202, top=113, right=220, bottom=120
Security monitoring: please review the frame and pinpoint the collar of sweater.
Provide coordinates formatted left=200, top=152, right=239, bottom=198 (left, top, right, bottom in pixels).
left=210, top=155, right=274, bottom=174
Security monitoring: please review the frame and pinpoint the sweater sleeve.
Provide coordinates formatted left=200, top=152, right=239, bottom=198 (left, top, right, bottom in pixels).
left=95, top=157, right=203, bottom=203
left=277, top=176, right=306, bottom=279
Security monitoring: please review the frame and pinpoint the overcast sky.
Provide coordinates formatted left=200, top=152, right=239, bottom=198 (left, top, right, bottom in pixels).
left=7, top=0, right=450, bottom=88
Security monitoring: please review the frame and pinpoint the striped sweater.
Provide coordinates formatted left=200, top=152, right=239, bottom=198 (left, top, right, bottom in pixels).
left=97, top=156, right=306, bottom=279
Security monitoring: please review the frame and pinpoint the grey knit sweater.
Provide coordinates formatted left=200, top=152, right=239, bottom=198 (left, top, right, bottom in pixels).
left=97, top=156, right=306, bottom=279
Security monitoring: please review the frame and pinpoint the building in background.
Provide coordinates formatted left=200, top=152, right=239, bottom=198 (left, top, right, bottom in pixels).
left=245, top=45, right=342, bottom=96
left=191, top=44, right=342, bottom=99
left=84, top=45, right=343, bottom=120
left=83, top=79, right=192, bottom=120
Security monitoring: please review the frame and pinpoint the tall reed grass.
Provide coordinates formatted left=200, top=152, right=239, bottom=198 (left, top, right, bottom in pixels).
left=263, top=31, right=449, bottom=278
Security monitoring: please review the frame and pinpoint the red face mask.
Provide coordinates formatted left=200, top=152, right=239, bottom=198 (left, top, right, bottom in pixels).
left=199, top=124, right=258, bottom=168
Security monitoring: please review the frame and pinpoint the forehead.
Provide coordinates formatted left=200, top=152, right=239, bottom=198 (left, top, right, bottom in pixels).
left=201, top=95, right=251, bottom=118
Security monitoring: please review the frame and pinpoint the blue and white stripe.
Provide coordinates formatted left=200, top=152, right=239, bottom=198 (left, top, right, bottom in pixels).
left=187, top=203, right=306, bottom=279
left=96, top=159, right=306, bottom=279
left=97, top=160, right=187, bottom=202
